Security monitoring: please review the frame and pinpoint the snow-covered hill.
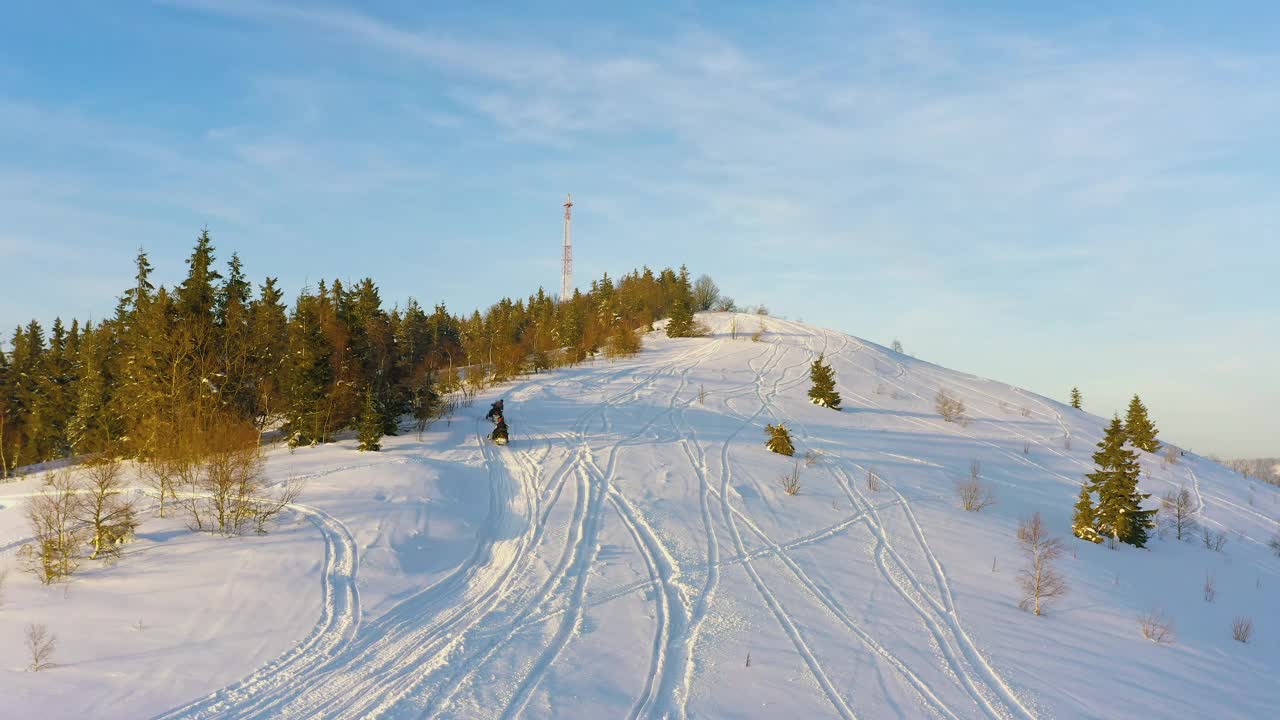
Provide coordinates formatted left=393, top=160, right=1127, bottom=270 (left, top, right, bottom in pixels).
left=2, top=313, right=1277, bottom=719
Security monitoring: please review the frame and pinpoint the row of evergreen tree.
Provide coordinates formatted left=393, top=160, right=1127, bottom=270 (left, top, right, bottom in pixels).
left=1073, top=395, right=1161, bottom=547
left=0, top=230, right=709, bottom=472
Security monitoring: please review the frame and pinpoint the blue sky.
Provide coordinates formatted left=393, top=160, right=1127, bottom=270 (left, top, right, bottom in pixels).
left=2, top=1, right=1277, bottom=457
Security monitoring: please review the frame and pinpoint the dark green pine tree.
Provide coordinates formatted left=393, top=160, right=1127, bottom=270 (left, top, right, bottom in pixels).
left=808, top=354, right=841, bottom=409
left=0, top=340, right=12, bottom=477
left=1069, top=387, right=1082, bottom=409
left=1124, top=394, right=1160, bottom=452
left=357, top=389, right=383, bottom=452
left=666, top=297, right=695, bottom=338
left=245, top=277, right=289, bottom=428
left=1087, top=415, right=1155, bottom=547
left=34, top=317, right=76, bottom=458
left=1071, top=483, right=1102, bottom=543
left=176, top=229, right=223, bottom=320
left=68, top=322, right=114, bottom=454
left=285, top=291, right=335, bottom=447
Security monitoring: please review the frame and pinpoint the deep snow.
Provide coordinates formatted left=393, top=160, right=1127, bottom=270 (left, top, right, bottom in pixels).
left=2, top=313, right=1277, bottom=719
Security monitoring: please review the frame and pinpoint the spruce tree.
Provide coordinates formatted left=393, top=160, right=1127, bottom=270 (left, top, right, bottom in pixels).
left=764, top=423, right=795, bottom=456
left=285, top=290, right=334, bottom=447
left=68, top=324, right=113, bottom=454
left=1086, top=416, right=1155, bottom=547
left=357, top=390, right=383, bottom=452
left=1071, top=483, right=1102, bottom=543
left=0, top=342, right=11, bottom=476
left=1124, top=394, right=1160, bottom=452
left=1069, top=387, right=1082, bottom=410
left=808, top=354, right=841, bottom=409
left=666, top=297, right=695, bottom=338
left=176, top=230, right=222, bottom=320
left=245, top=277, right=288, bottom=427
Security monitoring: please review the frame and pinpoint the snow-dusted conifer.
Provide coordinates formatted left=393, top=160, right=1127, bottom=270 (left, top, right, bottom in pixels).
left=1124, top=395, right=1160, bottom=452
left=808, top=353, right=841, bottom=410
left=1070, top=387, right=1082, bottom=410
left=1072, top=483, right=1102, bottom=543
left=764, top=423, right=795, bottom=456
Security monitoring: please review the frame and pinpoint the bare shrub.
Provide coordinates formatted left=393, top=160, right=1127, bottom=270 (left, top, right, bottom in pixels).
left=21, top=471, right=84, bottom=584
left=78, top=455, right=139, bottom=560
left=1201, top=528, right=1228, bottom=553
left=751, top=323, right=765, bottom=342
left=459, top=377, right=479, bottom=407
left=956, top=479, right=996, bottom=512
left=935, top=389, right=967, bottom=424
left=1203, top=572, right=1216, bottom=603
left=865, top=467, right=881, bottom=493
left=780, top=464, right=801, bottom=496
left=698, top=385, right=707, bottom=405
left=1022, top=440, right=1030, bottom=455
left=955, top=460, right=995, bottom=511
left=167, top=419, right=293, bottom=537
left=891, top=339, right=903, bottom=354
left=1020, top=407, right=1031, bottom=418
left=1139, top=608, right=1175, bottom=644
left=873, top=382, right=888, bottom=396
left=26, top=623, right=57, bottom=671
left=1232, top=616, right=1254, bottom=643
left=184, top=421, right=265, bottom=535
left=1064, top=435, right=1072, bottom=451
left=1016, top=512, right=1067, bottom=615
left=803, top=450, right=819, bottom=467
left=1163, top=446, right=1180, bottom=465
left=250, top=479, right=305, bottom=535
left=729, top=317, right=739, bottom=340
left=1268, top=532, right=1280, bottom=557
left=1161, top=487, right=1197, bottom=541
left=141, top=456, right=178, bottom=519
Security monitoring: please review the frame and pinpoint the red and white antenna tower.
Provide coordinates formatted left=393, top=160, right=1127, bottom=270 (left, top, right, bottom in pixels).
left=560, top=193, right=573, bottom=300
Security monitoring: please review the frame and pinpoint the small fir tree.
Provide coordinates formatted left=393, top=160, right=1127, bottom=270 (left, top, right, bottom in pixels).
left=808, top=354, right=841, bottom=410
left=764, top=423, right=795, bottom=456
left=1069, top=387, right=1082, bottom=410
left=1071, top=483, right=1102, bottom=543
left=357, top=391, right=383, bottom=452
left=1124, top=394, right=1160, bottom=452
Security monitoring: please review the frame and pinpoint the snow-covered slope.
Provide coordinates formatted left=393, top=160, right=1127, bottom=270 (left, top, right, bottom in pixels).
left=2, top=313, right=1277, bottom=719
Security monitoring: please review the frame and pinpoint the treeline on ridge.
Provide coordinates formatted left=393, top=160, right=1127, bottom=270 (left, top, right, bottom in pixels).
left=0, top=229, right=716, bottom=473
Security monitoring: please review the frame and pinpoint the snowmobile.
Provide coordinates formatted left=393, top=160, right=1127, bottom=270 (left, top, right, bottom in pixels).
left=491, top=417, right=510, bottom=445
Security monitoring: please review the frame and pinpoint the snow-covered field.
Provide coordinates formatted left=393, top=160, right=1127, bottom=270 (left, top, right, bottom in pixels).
left=2, top=313, right=1277, bottom=719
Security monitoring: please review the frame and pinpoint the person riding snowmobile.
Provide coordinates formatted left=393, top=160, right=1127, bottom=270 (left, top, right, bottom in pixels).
left=491, top=416, right=510, bottom=445
left=485, top=399, right=505, bottom=423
